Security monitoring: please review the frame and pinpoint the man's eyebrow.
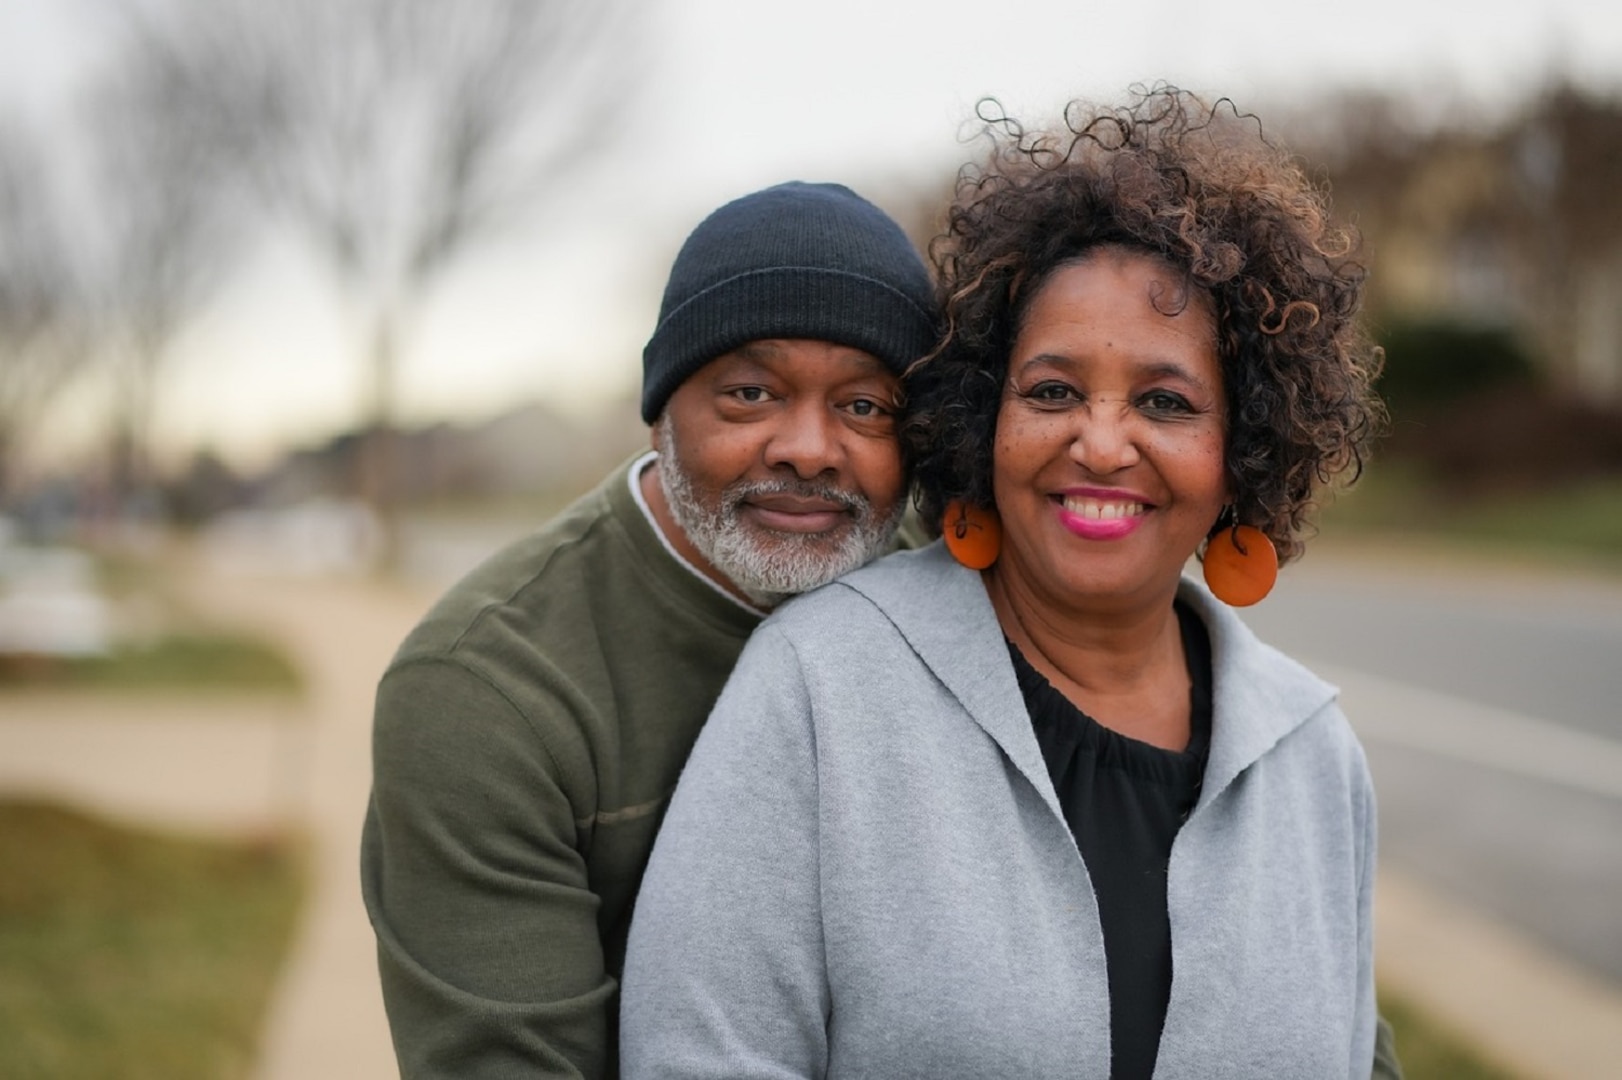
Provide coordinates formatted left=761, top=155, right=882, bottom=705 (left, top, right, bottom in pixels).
left=732, top=340, right=787, bottom=363
left=730, top=339, right=895, bottom=381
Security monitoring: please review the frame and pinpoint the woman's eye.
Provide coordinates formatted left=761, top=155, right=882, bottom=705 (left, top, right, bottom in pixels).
left=848, top=398, right=891, bottom=418
left=1027, top=380, right=1079, bottom=403
left=1140, top=389, right=1194, bottom=414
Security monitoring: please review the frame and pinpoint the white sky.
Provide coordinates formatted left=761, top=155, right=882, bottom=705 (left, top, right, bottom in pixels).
left=3, top=0, right=1620, bottom=472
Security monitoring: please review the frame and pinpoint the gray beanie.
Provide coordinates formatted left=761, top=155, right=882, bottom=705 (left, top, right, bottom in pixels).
left=640, top=181, right=938, bottom=424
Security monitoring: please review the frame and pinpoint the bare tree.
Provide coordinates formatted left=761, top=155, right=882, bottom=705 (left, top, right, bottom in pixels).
left=0, top=121, right=90, bottom=502
left=119, top=0, right=640, bottom=560
left=80, top=31, right=252, bottom=507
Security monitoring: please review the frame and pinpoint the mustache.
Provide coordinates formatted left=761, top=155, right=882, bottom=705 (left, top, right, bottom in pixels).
left=722, top=478, right=867, bottom=516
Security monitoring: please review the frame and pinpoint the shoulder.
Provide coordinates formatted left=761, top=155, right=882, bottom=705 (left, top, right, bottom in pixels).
left=724, top=545, right=1007, bottom=737
left=776, top=541, right=970, bottom=625
left=393, top=456, right=752, bottom=670
left=760, top=542, right=983, bottom=656
left=372, top=463, right=666, bottom=809
left=374, top=463, right=637, bottom=760
left=395, top=466, right=626, bottom=655
left=1181, top=577, right=1339, bottom=720
left=1181, top=576, right=1372, bottom=794
left=376, top=456, right=759, bottom=776
left=699, top=552, right=980, bottom=772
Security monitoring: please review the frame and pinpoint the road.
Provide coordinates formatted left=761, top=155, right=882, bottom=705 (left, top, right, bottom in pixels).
left=1242, top=542, right=1622, bottom=987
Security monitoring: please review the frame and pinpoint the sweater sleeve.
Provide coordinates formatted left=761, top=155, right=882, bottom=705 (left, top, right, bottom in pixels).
left=1354, top=748, right=1382, bottom=1079
left=361, top=657, right=614, bottom=1079
left=620, top=625, right=828, bottom=1079
left=1373, top=1014, right=1404, bottom=1080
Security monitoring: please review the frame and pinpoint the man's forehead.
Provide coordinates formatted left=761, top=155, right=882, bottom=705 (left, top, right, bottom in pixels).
left=719, top=339, right=895, bottom=377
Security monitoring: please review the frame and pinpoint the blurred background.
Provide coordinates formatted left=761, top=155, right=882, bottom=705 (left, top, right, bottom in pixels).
left=1, top=1, right=1619, bottom=1078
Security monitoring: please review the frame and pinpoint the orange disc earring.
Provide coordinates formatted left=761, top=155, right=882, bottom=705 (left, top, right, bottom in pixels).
left=1202, top=523, right=1278, bottom=607
left=942, top=501, right=1001, bottom=569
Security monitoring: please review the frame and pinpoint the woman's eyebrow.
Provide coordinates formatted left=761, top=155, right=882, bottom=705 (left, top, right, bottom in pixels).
left=1138, top=360, right=1214, bottom=393
left=1016, top=354, right=1214, bottom=392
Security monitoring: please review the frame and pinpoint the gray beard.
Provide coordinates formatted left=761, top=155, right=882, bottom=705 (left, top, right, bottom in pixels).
left=655, top=416, right=903, bottom=608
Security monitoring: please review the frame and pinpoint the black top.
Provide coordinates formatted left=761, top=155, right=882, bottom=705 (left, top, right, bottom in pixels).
left=1010, top=601, right=1213, bottom=1080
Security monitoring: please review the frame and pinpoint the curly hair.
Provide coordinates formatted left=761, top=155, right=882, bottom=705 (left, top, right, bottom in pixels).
left=902, top=86, right=1386, bottom=564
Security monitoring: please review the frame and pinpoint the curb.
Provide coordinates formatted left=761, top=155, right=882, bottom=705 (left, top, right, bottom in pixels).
left=1377, top=869, right=1622, bottom=1080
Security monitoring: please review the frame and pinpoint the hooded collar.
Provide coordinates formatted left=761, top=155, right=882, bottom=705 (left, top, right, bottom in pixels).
left=838, top=542, right=1339, bottom=815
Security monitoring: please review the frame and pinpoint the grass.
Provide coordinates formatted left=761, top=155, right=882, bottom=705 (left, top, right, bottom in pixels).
left=1317, top=465, right=1622, bottom=576
left=0, top=633, right=303, bottom=694
left=1380, top=988, right=1523, bottom=1079
left=1432, top=477, right=1622, bottom=558
left=0, top=799, right=307, bottom=1080
left=1, top=545, right=304, bottom=694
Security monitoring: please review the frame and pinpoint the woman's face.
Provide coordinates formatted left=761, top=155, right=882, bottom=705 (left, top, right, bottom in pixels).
left=991, top=248, right=1230, bottom=613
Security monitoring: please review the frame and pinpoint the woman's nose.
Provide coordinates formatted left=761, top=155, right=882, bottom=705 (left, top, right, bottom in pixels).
left=1067, top=401, right=1142, bottom=474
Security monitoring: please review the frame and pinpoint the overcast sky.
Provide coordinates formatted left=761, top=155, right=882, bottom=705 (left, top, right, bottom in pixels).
left=3, top=0, right=1620, bottom=471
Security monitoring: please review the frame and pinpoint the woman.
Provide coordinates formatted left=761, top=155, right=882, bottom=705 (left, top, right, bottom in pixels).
left=621, top=87, right=1387, bottom=1079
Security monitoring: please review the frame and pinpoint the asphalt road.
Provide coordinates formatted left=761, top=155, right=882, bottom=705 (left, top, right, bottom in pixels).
left=1242, top=545, right=1622, bottom=988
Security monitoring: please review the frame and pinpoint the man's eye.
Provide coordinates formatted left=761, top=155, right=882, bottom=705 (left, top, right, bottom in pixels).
left=730, top=387, right=769, bottom=403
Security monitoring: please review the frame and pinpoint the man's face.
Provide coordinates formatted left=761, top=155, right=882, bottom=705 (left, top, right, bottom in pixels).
left=653, top=338, right=908, bottom=607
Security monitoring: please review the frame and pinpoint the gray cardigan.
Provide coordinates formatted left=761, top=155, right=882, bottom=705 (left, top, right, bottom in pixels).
left=621, top=543, right=1378, bottom=1079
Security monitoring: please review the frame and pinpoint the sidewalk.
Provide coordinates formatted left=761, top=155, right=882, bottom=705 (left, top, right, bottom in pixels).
left=168, top=564, right=431, bottom=1080
left=3, top=557, right=1620, bottom=1079
left=0, top=558, right=434, bottom=1079
left=1376, top=870, right=1622, bottom=1079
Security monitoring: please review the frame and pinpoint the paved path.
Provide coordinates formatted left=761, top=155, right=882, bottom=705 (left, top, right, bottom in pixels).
left=0, top=557, right=434, bottom=1080
left=170, top=565, right=434, bottom=1080
left=4, top=552, right=1621, bottom=1078
left=0, top=695, right=303, bottom=833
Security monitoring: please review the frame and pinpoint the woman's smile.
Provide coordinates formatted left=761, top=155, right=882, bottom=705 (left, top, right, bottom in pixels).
left=1056, top=491, right=1149, bottom=540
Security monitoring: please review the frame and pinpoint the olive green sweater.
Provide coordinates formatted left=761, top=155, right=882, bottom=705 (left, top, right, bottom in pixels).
left=361, top=455, right=762, bottom=1079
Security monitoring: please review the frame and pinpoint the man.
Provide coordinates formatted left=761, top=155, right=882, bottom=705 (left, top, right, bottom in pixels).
left=361, top=180, right=937, bottom=1078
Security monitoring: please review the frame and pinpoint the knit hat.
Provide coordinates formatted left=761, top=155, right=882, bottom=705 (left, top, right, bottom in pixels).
left=640, top=181, right=937, bottom=424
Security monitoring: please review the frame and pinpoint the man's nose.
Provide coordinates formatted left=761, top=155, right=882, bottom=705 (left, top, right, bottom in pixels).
left=765, top=401, right=844, bottom=480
